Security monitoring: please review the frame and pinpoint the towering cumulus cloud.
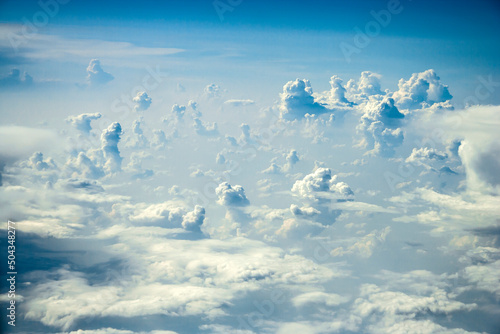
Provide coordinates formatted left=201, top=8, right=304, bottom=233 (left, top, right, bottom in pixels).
left=280, top=78, right=327, bottom=120
left=133, top=92, right=152, bottom=112
left=358, top=97, right=404, bottom=156
left=66, top=113, right=102, bottom=134
left=101, top=122, right=123, bottom=173
left=215, top=182, right=250, bottom=206
left=392, top=69, right=453, bottom=110
left=86, top=59, right=114, bottom=86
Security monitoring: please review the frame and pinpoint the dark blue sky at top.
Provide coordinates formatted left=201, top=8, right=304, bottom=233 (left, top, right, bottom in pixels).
left=1, top=0, right=499, bottom=40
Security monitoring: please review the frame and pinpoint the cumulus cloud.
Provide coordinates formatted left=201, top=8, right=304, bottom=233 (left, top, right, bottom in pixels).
left=392, top=69, right=452, bottom=110
left=204, top=83, right=222, bottom=98
left=283, top=149, right=299, bottom=171
left=406, top=147, right=447, bottom=163
left=66, top=113, right=102, bottom=134
left=193, top=118, right=219, bottom=136
left=172, top=104, right=186, bottom=119
left=86, top=59, right=114, bottom=86
left=346, top=71, right=384, bottom=100
left=22, top=151, right=57, bottom=172
left=127, top=119, right=149, bottom=148
left=215, top=182, right=250, bottom=207
left=291, top=167, right=354, bottom=201
left=279, top=78, right=327, bottom=120
left=65, top=152, right=105, bottom=179
left=181, top=205, right=206, bottom=233
left=133, top=92, right=152, bottom=112
left=100, top=122, right=123, bottom=173
left=358, top=97, right=404, bottom=156
left=328, top=75, right=353, bottom=105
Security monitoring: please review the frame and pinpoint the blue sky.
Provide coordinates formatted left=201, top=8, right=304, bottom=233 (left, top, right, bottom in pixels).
left=1, top=1, right=500, bottom=334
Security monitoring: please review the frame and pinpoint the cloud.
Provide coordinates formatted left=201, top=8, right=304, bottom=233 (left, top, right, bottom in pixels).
left=292, top=291, right=349, bottom=308
left=204, top=83, right=222, bottom=98
left=126, top=119, right=149, bottom=148
left=331, top=226, right=391, bottom=258
left=66, top=113, right=102, bottom=134
left=223, top=99, right=255, bottom=106
left=65, top=152, right=105, bottom=179
left=86, top=59, right=114, bottom=86
left=133, top=92, right=152, bottom=112
left=181, top=205, right=206, bottom=233
left=172, top=104, right=186, bottom=119
left=279, top=78, right=327, bottom=120
left=352, top=283, right=477, bottom=333
left=357, top=97, right=404, bottom=156
left=193, top=118, right=219, bottom=136
left=291, top=167, right=354, bottom=201
left=261, top=162, right=282, bottom=174
left=406, top=147, right=447, bottom=163
left=283, top=149, right=299, bottom=171
left=100, top=122, right=123, bottom=173
left=392, top=69, right=452, bottom=110
left=346, top=71, right=384, bottom=99
left=459, top=140, right=500, bottom=193
left=0, top=126, right=58, bottom=185
left=216, top=182, right=250, bottom=207
left=0, top=26, right=184, bottom=62
left=328, top=75, right=353, bottom=105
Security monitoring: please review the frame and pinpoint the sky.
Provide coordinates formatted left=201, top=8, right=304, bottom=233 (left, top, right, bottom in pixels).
left=0, top=0, right=500, bottom=333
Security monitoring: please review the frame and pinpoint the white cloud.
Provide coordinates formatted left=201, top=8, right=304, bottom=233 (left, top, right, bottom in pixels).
left=292, top=291, right=349, bottom=308
left=279, top=78, right=327, bottom=120
left=86, top=59, right=114, bottom=86
left=133, top=92, right=152, bottom=112
left=193, top=117, right=219, bottom=136
left=291, top=167, right=354, bottom=201
left=224, top=99, right=255, bottom=106
left=66, top=113, right=102, bottom=134
left=100, top=122, right=123, bottom=173
left=357, top=97, right=404, bottom=156
left=216, top=182, right=250, bottom=207
left=392, top=69, right=453, bottom=110
left=205, top=83, right=222, bottom=98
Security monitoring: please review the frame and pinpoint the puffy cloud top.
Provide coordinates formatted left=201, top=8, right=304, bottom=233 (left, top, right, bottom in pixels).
left=133, top=92, right=152, bottom=112
left=204, top=83, right=222, bottom=98
left=292, top=168, right=354, bottom=201
left=181, top=205, right=206, bottom=233
left=347, top=71, right=384, bottom=98
left=280, top=78, right=327, bottom=120
left=101, top=122, right=123, bottom=173
left=392, top=69, right=452, bottom=110
left=358, top=97, right=405, bottom=156
left=329, top=75, right=352, bottom=105
left=216, top=182, right=250, bottom=207
left=66, top=113, right=101, bottom=134
left=86, top=59, right=114, bottom=86
left=406, top=147, right=447, bottom=163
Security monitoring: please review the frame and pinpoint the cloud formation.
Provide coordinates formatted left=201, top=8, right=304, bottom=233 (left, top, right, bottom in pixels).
left=86, top=59, right=114, bottom=86
left=279, top=79, right=327, bottom=120
left=133, top=92, right=152, bottom=112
